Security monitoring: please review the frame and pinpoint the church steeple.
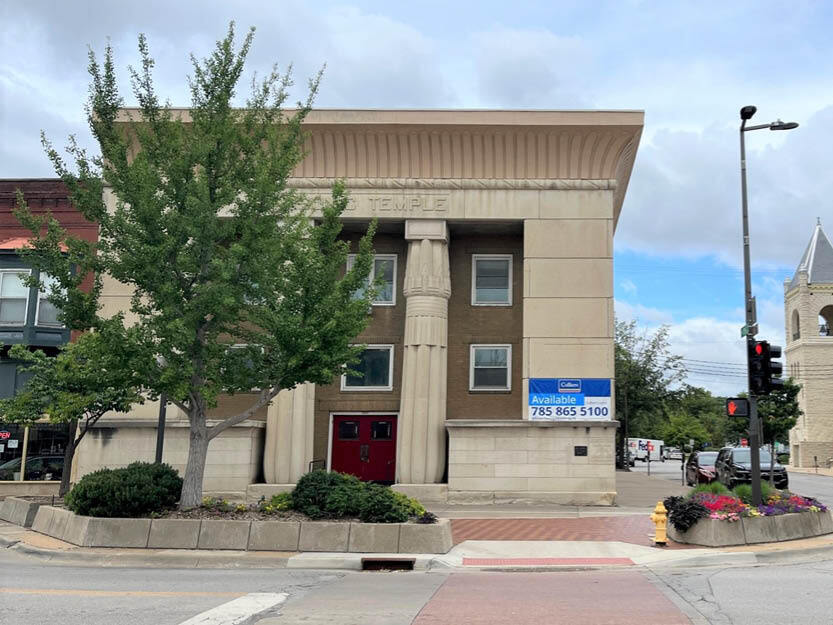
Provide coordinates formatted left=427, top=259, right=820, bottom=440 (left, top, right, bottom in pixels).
left=790, top=222, right=833, bottom=288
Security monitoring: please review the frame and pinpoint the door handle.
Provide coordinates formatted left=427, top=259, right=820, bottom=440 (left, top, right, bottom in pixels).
left=360, top=444, right=369, bottom=463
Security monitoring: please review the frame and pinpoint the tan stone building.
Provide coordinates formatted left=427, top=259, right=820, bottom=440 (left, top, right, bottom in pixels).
left=786, top=221, right=833, bottom=468
left=74, top=109, right=643, bottom=505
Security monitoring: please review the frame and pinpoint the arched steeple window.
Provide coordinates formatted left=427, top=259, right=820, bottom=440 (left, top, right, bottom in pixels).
left=819, top=305, right=833, bottom=336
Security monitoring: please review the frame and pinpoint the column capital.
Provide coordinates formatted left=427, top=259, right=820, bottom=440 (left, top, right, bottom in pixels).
left=405, top=219, right=448, bottom=242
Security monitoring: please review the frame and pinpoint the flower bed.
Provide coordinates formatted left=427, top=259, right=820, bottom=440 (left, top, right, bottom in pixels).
left=666, top=488, right=832, bottom=547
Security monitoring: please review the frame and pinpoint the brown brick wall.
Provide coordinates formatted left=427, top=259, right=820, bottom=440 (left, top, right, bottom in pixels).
left=311, top=230, right=524, bottom=463
left=313, top=232, right=407, bottom=463
left=447, top=234, right=523, bottom=420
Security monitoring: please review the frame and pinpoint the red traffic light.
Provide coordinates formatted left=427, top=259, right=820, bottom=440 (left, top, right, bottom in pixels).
left=755, top=343, right=763, bottom=355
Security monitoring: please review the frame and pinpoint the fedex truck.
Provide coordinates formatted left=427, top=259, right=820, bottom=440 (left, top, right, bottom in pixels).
left=627, top=438, right=666, bottom=462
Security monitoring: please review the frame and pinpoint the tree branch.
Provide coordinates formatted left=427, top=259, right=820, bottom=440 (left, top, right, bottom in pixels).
left=207, top=386, right=282, bottom=440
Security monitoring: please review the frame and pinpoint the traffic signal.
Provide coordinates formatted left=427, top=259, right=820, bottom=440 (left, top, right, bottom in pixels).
left=747, top=340, right=784, bottom=395
left=726, top=398, right=750, bottom=417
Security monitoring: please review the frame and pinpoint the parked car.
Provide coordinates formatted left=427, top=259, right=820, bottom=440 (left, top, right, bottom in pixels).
left=685, top=450, right=718, bottom=485
left=667, top=447, right=683, bottom=460
left=0, top=455, right=64, bottom=481
left=715, top=447, right=788, bottom=489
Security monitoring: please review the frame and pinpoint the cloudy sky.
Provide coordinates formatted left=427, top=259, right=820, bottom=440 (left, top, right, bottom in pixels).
left=3, top=0, right=832, bottom=395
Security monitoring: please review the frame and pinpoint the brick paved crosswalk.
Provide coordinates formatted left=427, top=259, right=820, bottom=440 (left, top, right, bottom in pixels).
left=451, top=515, right=693, bottom=548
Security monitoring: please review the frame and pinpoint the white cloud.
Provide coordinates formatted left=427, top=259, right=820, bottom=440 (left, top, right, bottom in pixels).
left=620, top=279, right=637, bottom=295
left=614, top=299, right=673, bottom=325
left=468, top=26, right=593, bottom=107
left=617, top=105, right=833, bottom=270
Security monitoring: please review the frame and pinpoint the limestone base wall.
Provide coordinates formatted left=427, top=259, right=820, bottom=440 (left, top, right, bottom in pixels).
left=73, top=420, right=265, bottom=495
left=794, top=441, right=833, bottom=468
left=446, top=419, right=617, bottom=505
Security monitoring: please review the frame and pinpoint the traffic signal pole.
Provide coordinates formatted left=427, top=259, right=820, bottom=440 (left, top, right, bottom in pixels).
left=740, top=115, right=763, bottom=507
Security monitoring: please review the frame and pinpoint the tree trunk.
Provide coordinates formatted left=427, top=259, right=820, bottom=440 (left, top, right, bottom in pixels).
left=179, top=418, right=210, bottom=509
left=58, top=420, right=78, bottom=498
left=769, top=441, right=775, bottom=486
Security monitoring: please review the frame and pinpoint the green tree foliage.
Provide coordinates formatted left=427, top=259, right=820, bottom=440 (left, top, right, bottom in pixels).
left=15, top=24, right=376, bottom=507
left=0, top=321, right=145, bottom=496
left=614, top=319, right=686, bottom=438
left=672, top=385, right=726, bottom=448
left=662, top=410, right=710, bottom=450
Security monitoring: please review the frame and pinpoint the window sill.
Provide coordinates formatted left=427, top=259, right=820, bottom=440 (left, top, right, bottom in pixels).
left=340, top=387, right=394, bottom=392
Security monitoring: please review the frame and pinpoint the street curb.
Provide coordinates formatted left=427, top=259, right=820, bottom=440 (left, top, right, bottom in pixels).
left=7, top=541, right=293, bottom=569
left=0, top=535, right=20, bottom=548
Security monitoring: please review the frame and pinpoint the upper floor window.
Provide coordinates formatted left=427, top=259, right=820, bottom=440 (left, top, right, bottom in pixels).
left=0, top=270, right=31, bottom=325
left=347, top=254, right=397, bottom=306
left=36, top=274, right=63, bottom=327
left=342, top=345, right=394, bottom=391
left=469, top=344, right=512, bottom=391
left=472, top=254, right=512, bottom=306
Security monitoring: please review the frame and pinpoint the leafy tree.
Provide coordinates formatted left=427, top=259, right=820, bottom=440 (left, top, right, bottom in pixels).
left=662, top=410, right=710, bottom=451
left=672, top=385, right=726, bottom=448
left=615, top=319, right=687, bottom=440
left=0, top=320, right=145, bottom=496
left=758, top=379, right=801, bottom=483
left=15, top=24, right=376, bottom=507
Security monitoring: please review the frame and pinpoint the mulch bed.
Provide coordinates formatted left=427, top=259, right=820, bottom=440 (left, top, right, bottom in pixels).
left=160, top=506, right=317, bottom=522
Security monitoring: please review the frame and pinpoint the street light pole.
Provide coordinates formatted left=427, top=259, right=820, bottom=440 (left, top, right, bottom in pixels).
left=738, top=105, right=798, bottom=506
left=739, top=112, right=762, bottom=507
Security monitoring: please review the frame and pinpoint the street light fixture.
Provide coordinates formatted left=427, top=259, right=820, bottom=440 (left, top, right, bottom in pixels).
left=738, top=105, right=798, bottom=506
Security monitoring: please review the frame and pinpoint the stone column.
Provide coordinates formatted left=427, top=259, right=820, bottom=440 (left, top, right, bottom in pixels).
left=397, top=220, right=451, bottom=484
left=263, top=383, right=315, bottom=484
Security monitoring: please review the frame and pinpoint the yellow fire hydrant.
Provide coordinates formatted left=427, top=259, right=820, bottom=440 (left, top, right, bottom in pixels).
left=650, top=501, right=668, bottom=547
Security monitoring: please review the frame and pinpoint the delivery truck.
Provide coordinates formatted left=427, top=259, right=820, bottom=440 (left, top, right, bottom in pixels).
left=627, top=438, right=666, bottom=462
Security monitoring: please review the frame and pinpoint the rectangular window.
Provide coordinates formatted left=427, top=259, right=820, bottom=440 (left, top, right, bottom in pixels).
left=472, top=255, right=512, bottom=305
left=342, top=345, right=394, bottom=391
left=0, top=270, right=30, bottom=325
left=36, top=274, right=63, bottom=327
left=347, top=254, right=397, bottom=306
left=469, top=344, right=511, bottom=391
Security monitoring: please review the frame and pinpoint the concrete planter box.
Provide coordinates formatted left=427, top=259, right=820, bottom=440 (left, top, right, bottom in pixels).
left=29, top=506, right=453, bottom=554
left=399, top=519, right=453, bottom=554
left=348, top=522, right=400, bottom=553
left=248, top=521, right=300, bottom=551
left=670, top=510, right=833, bottom=547
left=148, top=519, right=201, bottom=549
left=198, top=520, right=251, bottom=550
left=0, top=497, right=42, bottom=528
left=299, top=521, right=350, bottom=552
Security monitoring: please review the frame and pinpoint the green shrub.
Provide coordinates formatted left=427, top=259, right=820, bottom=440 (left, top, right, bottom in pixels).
left=391, top=491, right=426, bottom=517
left=733, top=482, right=773, bottom=505
left=688, top=482, right=730, bottom=497
left=292, top=470, right=346, bottom=518
left=261, top=491, right=293, bottom=513
left=359, top=484, right=410, bottom=523
left=65, top=462, right=182, bottom=518
left=292, top=470, right=368, bottom=519
left=324, top=480, right=367, bottom=518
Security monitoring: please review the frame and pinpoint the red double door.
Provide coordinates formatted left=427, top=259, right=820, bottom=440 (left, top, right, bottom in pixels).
left=330, top=415, right=397, bottom=483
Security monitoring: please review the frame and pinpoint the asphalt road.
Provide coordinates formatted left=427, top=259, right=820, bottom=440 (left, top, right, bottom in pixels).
left=7, top=548, right=833, bottom=624
left=630, top=461, right=833, bottom=505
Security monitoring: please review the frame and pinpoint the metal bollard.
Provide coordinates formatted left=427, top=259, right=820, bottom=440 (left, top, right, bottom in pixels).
left=650, top=501, right=668, bottom=547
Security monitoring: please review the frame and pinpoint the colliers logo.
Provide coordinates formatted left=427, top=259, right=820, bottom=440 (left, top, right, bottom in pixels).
left=558, top=379, right=582, bottom=393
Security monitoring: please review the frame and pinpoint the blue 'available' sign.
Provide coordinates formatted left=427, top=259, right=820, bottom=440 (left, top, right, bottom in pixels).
left=528, top=378, right=612, bottom=421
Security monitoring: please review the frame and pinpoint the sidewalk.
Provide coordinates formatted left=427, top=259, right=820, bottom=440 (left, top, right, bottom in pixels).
left=3, top=471, right=829, bottom=572
left=790, top=465, right=833, bottom=477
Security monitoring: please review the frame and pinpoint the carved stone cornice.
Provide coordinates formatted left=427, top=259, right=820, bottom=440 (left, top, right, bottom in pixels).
left=287, top=178, right=616, bottom=191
